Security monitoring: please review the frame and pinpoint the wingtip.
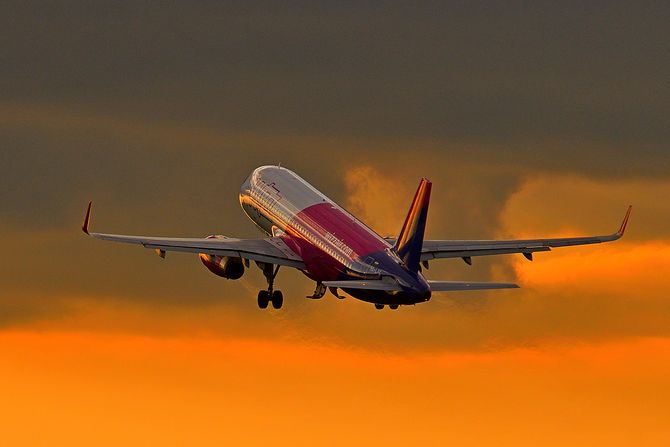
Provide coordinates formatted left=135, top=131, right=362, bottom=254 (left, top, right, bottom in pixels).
left=617, top=205, right=632, bottom=236
left=82, top=201, right=92, bottom=235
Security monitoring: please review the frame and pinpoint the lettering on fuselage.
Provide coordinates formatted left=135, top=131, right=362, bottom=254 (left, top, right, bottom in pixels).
left=324, top=232, right=355, bottom=258
left=249, top=168, right=373, bottom=270
left=257, top=180, right=283, bottom=201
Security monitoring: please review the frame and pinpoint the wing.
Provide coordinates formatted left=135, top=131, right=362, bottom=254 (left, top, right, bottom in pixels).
left=81, top=202, right=305, bottom=269
left=386, top=206, right=632, bottom=262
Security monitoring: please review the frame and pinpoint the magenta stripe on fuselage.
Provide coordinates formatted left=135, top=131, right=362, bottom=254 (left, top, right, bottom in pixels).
left=278, top=203, right=389, bottom=281
left=296, top=202, right=388, bottom=259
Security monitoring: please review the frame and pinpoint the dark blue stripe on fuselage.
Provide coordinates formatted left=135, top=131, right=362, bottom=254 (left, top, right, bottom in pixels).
left=339, top=250, right=431, bottom=305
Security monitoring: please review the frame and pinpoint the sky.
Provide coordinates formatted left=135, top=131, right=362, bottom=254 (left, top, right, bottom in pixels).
left=1, top=1, right=669, bottom=445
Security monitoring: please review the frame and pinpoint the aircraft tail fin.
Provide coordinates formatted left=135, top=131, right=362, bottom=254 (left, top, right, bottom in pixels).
left=393, top=178, right=431, bottom=273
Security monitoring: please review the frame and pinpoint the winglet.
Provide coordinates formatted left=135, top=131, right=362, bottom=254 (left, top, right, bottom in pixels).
left=82, top=201, right=92, bottom=235
left=617, top=205, right=632, bottom=237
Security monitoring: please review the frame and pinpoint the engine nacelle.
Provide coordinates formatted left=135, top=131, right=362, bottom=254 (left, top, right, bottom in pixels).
left=199, top=235, right=245, bottom=280
left=200, top=253, right=245, bottom=279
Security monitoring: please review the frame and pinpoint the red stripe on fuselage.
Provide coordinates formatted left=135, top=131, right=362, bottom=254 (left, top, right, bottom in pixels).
left=278, top=203, right=387, bottom=281
left=295, top=203, right=388, bottom=258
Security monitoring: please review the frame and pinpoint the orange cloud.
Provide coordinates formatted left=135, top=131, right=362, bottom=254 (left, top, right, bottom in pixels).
left=499, top=175, right=670, bottom=241
left=500, top=174, right=670, bottom=297
left=343, top=165, right=415, bottom=236
left=512, top=242, right=670, bottom=297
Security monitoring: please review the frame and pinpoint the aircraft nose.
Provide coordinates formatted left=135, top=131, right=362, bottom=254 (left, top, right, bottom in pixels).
left=240, top=173, right=252, bottom=194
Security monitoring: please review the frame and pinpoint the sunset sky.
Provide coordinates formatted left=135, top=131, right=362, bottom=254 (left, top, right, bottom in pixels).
left=1, top=2, right=669, bottom=445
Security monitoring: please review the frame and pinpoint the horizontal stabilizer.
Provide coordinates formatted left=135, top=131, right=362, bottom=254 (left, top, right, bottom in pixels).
left=322, top=279, right=402, bottom=292
left=428, top=280, right=519, bottom=291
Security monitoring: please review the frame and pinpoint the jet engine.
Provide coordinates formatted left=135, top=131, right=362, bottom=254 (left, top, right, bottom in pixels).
left=199, top=253, right=245, bottom=279
left=199, top=235, right=245, bottom=280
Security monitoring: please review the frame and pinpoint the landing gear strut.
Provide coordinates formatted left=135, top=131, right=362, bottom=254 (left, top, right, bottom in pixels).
left=307, top=282, right=327, bottom=299
left=257, top=263, right=283, bottom=309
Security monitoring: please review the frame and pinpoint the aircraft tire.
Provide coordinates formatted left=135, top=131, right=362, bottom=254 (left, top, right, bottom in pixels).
left=389, top=304, right=399, bottom=310
left=258, top=290, right=270, bottom=309
left=374, top=303, right=384, bottom=310
left=271, top=290, right=283, bottom=309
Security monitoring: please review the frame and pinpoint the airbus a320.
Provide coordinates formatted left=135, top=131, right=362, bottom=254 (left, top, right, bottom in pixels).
left=82, top=166, right=631, bottom=310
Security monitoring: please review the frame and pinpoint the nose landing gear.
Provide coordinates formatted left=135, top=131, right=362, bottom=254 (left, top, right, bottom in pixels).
left=307, top=282, right=327, bottom=299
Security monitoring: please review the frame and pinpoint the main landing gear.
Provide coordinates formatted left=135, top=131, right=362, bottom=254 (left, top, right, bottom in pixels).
left=374, top=303, right=400, bottom=310
left=257, top=263, right=283, bottom=309
left=258, top=289, right=283, bottom=309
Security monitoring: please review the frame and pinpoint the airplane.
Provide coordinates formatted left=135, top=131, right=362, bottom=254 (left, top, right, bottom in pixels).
left=82, top=165, right=632, bottom=310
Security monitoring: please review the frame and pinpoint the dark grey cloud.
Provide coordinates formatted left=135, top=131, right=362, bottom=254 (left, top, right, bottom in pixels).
left=1, top=1, right=668, bottom=171
left=2, top=0, right=668, bottom=228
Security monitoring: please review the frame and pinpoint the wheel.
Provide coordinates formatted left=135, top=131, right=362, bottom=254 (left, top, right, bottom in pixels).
left=257, top=290, right=270, bottom=309
left=271, top=290, right=283, bottom=309
left=374, top=303, right=384, bottom=310
left=389, top=304, right=399, bottom=310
